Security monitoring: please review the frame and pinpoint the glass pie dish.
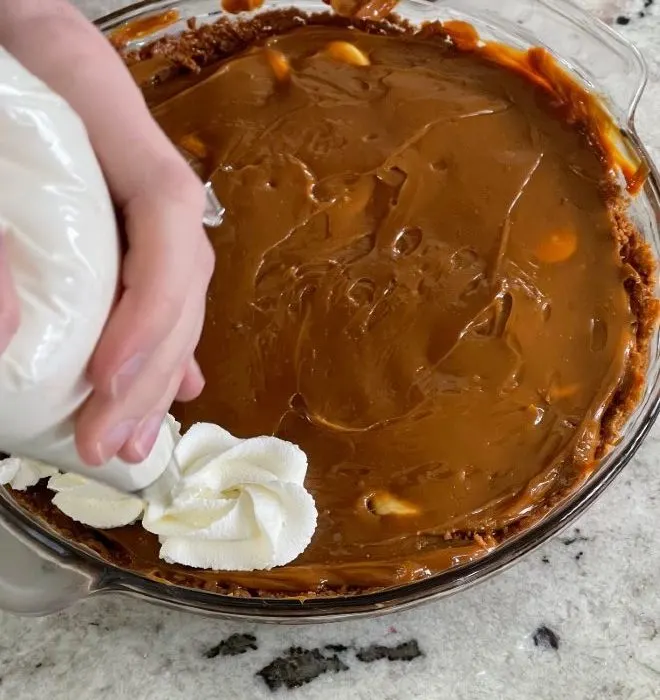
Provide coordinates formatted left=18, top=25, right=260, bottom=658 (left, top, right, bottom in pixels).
left=0, top=0, right=658, bottom=623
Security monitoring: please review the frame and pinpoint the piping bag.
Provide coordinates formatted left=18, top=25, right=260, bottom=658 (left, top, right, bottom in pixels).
left=0, top=48, right=223, bottom=499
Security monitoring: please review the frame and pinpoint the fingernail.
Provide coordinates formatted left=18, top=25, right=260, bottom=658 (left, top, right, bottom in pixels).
left=133, top=414, right=163, bottom=461
left=110, top=354, right=146, bottom=398
left=98, top=419, right=137, bottom=464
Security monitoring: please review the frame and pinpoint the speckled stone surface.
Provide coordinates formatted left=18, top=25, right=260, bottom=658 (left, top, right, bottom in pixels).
left=0, top=1, right=659, bottom=698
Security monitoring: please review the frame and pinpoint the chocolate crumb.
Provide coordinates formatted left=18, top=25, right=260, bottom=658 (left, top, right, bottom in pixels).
left=204, top=633, right=258, bottom=658
left=257, top=647, right=348, bottom=690
left=560, top=528, right=589, bottom=546
left=615, top=16, right=630, bottom=25
left=533, top=626, right=560, bottom=651
left=575, top=551, right=584, bottom=561
left=34, top=662, right=43, bottom=669
left=355, top=640, right=423, bottom=663
left=541, top=555, right=550, bottom=564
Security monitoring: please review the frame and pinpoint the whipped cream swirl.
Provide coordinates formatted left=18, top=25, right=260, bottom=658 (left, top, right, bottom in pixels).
left=0, top=421, right=317, bottom=571
left=142, top=423, right=317, bottom=571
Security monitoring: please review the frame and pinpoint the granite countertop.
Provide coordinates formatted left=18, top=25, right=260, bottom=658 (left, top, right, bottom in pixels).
left=0, top=1, right=659, bottom=698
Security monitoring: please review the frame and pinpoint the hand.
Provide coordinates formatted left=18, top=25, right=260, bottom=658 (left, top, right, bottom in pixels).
left=0, top=1, right=215, bottom=465
left=80, top=164, right=215, bottom=467
left=0, top=234, right=20, bottom=357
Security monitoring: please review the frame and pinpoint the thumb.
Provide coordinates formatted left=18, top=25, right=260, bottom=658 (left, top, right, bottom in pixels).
left=0, top=232, right=20, bottom=356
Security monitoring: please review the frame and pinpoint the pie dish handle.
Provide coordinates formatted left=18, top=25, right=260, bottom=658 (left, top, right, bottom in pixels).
left=0, top=505, right=100, bottom=616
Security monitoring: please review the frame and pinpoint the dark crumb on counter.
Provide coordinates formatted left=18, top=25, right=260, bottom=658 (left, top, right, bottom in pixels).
left=257, top=647, right=348, bottom=691
left=575, top=551, right=584, bottom=561
left=324, top=643, right=349, bottom=652
left=560, top=528, right=589, bottom=546
left=355, top=640, right=423, bottom=663
left=616, top=16, right=630, bottom=25
left=541, top=555, right=550, bottom=564
left=34, top=663, right=42, bottom=669
left=204, top=633, right=258, bottom=658
left=533, top=626, right=560, bottom=651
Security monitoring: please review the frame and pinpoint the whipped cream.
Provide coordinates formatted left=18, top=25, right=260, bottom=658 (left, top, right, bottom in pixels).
left=143, top=423, right=318, bottom=570
left=1, top=420, right=318, bottom=571
left=0, top=457, right=58, bottom=491
left=48, top=473, right=145, bottom=529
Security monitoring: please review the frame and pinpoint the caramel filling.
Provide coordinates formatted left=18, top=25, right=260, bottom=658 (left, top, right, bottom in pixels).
left=155, top=23, right=637, bottom=586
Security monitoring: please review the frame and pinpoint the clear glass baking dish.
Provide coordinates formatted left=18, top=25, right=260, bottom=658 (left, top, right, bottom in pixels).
left=0, top=0, right=658, bottom=623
